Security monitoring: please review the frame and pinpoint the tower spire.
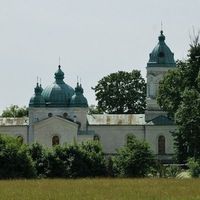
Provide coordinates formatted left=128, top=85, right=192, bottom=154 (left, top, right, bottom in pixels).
left=161, top=21, right=163, bottom=32
left=59, top=56, right=61, bottom=66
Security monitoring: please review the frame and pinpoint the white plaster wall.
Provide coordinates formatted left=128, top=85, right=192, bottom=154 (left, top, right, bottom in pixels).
left=77, top=135, right=93, bottom=143
left=145, top=125, right=176, bottom=154
left=67, top=107, right=88, bottom=130
left=0, top=126, right=28, bottom=143
left=88, top=124, right=176, bottom=155
left=34, top=117, right=78, bottom=147
left=88, top=125, right=145, bottom=154
left=29, top=107, right=88, bottom=131
left=146, top=67, right=172, bottom=110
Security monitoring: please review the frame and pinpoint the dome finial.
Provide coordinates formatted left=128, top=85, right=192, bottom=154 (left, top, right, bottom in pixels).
left=158, top=29, right=165, bottom=42
left=58, top=56, right=61, bottom=69
left=159, top=21, right=165, bottom=41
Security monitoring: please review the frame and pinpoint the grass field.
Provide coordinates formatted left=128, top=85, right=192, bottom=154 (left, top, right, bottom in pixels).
left=0, top=178, right=200, bottom=200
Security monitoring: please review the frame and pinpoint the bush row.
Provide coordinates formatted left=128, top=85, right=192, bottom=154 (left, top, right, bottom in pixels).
left=0, top=134, right=156, bottom=179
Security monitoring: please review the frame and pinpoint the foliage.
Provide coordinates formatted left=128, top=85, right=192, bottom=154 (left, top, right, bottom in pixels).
left=174, top=89, right=200, bottom=162
left=93, top=70, right=146, bottom=114
left=157, top=33, right=200, bottom=162
left=45, top=141, right=106, bottom=178
left=1, top=105, right=28, bottom=117
left=28, top=143, right=48, bottom=177
left=0, top=135, right=107, bottom=178
left=187, top=157, right=200, bottom=177
left=0, top=135, right=36, bottom=179
left=165, top=165, right=181, bottom=177
left=81, top=141, right=107, bottom=176
left=113, top=135, right=155, bottom=177
left=88, top=104, right=103, bottom=114
left=157, top=60, right=188, bottom=118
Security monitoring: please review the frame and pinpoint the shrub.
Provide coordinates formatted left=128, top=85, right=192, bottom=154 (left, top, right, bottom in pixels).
left=46, top=141, right=107, bottom=178
left=28, top=143, right=48, bottom=177
left=81, top=141, right=107, bottom=176
left=165, top=165, right=181, bottom=177
left=188, top=157, right=200, bottom=177
left=0, top=134, right=36, bottom=179
left=113, top=135, right=155, bottom=177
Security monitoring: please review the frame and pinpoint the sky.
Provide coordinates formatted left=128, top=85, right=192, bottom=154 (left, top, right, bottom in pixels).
left=0, top=0, right=200, bottom=114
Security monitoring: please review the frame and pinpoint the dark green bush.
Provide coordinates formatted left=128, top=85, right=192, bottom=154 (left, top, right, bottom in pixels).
left=46, top=141, right=106, bottom=178
left=188, top=157, right=200, bottom=177
left=28, top=143, right=48, bottom=177
left=113, top=135, right=155, bottom=177
left=0, top=135, right=36, bottom=179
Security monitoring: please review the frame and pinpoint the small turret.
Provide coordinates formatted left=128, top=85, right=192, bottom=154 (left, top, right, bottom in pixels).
left=70, top=83, right=88, bottom=107
left=29, top=82, right=45, bottom=107
left=54, top=65, right=65, bottom=84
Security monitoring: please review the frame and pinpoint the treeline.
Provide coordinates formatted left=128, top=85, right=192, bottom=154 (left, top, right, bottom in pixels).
left=0, top=134, right=155, bottom=179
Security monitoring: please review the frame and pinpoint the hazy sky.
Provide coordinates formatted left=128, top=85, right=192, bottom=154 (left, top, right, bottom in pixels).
left=0, top=0, right=200, bottom=114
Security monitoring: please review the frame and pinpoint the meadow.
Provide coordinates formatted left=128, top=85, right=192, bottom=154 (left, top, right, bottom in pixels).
left=0, top=178, right=200, bottom=200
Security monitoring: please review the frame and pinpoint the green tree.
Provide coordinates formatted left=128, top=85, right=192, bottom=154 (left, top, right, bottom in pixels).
left=28, top=143, right=48, bottom=177
left=93, top=70, right=146, bottom=114
left=157, top=60, right=188, bottom=118
left=88, top=104, right=103, bottom=114
left=0, top=134, right=36, bottom=179
left=81, top=141, right=107, bottom=176
left=188, top=157, right=200, bottom=177
left=46, top=141, right=106, bottom=178
left=2, top=105, right=28, bottom=117
left=157, top=33, right=200, bottom=162
left=113, top=135, right=155, bottom=177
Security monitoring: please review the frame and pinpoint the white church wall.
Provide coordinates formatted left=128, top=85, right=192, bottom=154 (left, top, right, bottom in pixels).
left=88, top=124, right=176, bottom=155
left=145, top=125, right=176, bottom=154
left=88, top=125, right=144, bottom=154
left=67, top=107, right=88, bottom=131
left=29, top=107, right=88, bottom=131
left=0, top=126, right=28, bottom=143
left=77, top=135, right=93, bottom=143
left=33, top=117, right=78, bottom=147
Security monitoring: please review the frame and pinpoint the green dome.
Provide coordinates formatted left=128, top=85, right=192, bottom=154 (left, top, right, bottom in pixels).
left=147, top=31, right=176, bottom=67
left=41, top=65, right=74, bottom=107
left=70, top=83, right=88, bottom=107
left=29, top=83, right=46, bottom=107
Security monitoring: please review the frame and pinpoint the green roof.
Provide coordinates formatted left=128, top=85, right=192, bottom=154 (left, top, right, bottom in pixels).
left=148, top=115, right=174, bottom=125
left=29, top=83, right=45, bottom=107
left=70, top=83, right=88, bottom=107
left=147, top=31, right=176, bottom=68
left=29, top=65, right=90, bottom=108
left=41, top=65, right=75, bottom=107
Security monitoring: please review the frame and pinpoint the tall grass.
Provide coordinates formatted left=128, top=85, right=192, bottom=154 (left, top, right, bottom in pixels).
left=0, top=179, right=200, bottom=200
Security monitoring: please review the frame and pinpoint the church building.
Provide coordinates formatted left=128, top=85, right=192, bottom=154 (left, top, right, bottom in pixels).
left=0, top=30, right=177, bottom=162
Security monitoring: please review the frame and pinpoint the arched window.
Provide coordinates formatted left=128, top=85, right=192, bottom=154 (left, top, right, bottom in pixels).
left=93, top=134, right=100, bottom=141
left=158, top=135, right=165, bottom=154
left=52, top=136, right=60, bottom=146
left=17, top=136, right=24, bottom=144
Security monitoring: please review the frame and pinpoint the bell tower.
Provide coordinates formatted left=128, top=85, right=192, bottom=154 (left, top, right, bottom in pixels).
left=145, top=30, right=176, bottom=122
